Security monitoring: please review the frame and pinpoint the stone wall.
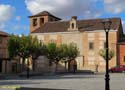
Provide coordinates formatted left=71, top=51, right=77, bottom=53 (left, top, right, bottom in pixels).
left=31, top=30, right=118, bottom=72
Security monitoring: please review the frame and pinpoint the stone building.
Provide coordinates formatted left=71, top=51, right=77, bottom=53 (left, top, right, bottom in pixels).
left=0, top=31, right=11, bottom=73
left=29, top=11, right=124, bottom=72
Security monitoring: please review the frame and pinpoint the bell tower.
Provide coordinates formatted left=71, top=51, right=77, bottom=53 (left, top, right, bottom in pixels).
left=29, top=11, right=61, bottom=33
left=68, top=16, right=78, bottom=31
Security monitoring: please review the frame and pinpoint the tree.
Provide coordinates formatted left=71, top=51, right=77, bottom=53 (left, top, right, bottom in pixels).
left=8, top=35, right=40, bottom=78
left=99, top=49, right=115, bottom=60
left=28, top=36, right=42, bottom=71
left=8, top=35, right=20, bottom=59
left=64, top=43, right=79, bottom=73
left=60, top=44, right=69, bottom=70
left=66, top=43, right=79, bottom=60
left=45, top=42, right=62, bottom=73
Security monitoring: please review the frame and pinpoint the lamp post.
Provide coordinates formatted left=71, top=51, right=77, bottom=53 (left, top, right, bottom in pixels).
left=101, top=19, right=112, bottom=90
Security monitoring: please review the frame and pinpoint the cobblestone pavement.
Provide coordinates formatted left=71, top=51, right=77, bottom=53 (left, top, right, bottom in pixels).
left=0, top=73, right=125, bottom=90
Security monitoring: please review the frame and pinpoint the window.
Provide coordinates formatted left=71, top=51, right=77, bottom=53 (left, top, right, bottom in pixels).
left=33, top=18, right=37, bottom=26
left=89, top=42, right=94, bottom=50
left=72, top=23, right=74, bottom=29
left=40, top=18, right=44, bottom=25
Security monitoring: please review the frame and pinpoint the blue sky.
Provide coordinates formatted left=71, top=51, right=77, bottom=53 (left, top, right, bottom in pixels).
left=0, top=0, right=125, bottom=35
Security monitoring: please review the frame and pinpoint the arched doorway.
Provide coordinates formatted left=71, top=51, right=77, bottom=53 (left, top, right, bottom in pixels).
left=69, top=60, right=77, bottom=73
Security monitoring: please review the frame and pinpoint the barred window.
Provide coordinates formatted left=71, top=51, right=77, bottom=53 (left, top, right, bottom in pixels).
left=89, top=42, right=94, bottom=50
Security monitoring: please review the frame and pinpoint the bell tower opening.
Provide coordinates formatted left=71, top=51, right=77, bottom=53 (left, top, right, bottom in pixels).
left=68, top=16, right=78, bottom=31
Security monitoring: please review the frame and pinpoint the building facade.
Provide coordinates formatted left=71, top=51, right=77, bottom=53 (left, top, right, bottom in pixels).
left=29, top=11, right=124, bottom=72
left=0, top=31, right=11, bottom=73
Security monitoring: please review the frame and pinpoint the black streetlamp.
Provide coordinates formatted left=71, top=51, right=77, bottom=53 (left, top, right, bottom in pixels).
left=101, top=19, right=112, bottom=90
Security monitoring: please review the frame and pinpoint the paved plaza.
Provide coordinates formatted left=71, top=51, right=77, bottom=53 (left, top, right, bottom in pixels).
left=0, top=73, right=125, bottom=90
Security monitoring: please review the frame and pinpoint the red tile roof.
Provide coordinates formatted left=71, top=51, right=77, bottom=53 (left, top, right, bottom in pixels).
left=31, top=17, right=121, bottom=33
left=29, top=11, right=61, bottom=20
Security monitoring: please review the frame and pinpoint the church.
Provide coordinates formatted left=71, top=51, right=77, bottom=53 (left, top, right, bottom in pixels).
left=29, top=11, right=125, bottom=72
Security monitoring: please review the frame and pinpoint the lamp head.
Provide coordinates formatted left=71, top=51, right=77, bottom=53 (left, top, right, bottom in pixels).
left=101, top=19, right=112, bottom=32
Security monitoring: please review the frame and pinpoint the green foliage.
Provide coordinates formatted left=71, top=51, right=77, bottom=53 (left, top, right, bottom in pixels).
left=8, top=35, right=40, bottom=59
left=45, top=42, right=57, bottom=62
left=45, top=42, right=79, bottom=64
left=45, top=42, right=79, bottom=72
left=66, top=43, right=79, bottom=60
left=8, top=35, right=20, bottom=58
left=99, top=49, right=115, bottom=60
left=8, top=35, right=79, bottom=72
left=59, top=44, right=68, bottom=61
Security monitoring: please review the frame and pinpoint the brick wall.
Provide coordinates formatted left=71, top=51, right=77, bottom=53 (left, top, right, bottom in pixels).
left=118, top=44, right=125, bottom=65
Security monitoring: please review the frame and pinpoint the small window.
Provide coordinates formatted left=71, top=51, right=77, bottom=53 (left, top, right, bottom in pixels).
left=89, top=42, right=94, bottom=50
left=72, top=23, right=74, bottom=29
left=33, top=18, right=37, bottom=26
left=40, top=18, right=44, bottom=25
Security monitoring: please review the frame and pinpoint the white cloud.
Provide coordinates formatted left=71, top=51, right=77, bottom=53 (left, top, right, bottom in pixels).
left=16, top=16, right=21, bottom=21
left=0, top=4, right=14, bottom=30
left=25, top=0, right=102, bottom=19
left=0, top=4, right=14, bottom=22
left=104, top=0, right=125, bottom=14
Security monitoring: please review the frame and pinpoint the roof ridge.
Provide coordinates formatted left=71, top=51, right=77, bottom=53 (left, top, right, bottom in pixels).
left=45, top=17, right=121, bottom=24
